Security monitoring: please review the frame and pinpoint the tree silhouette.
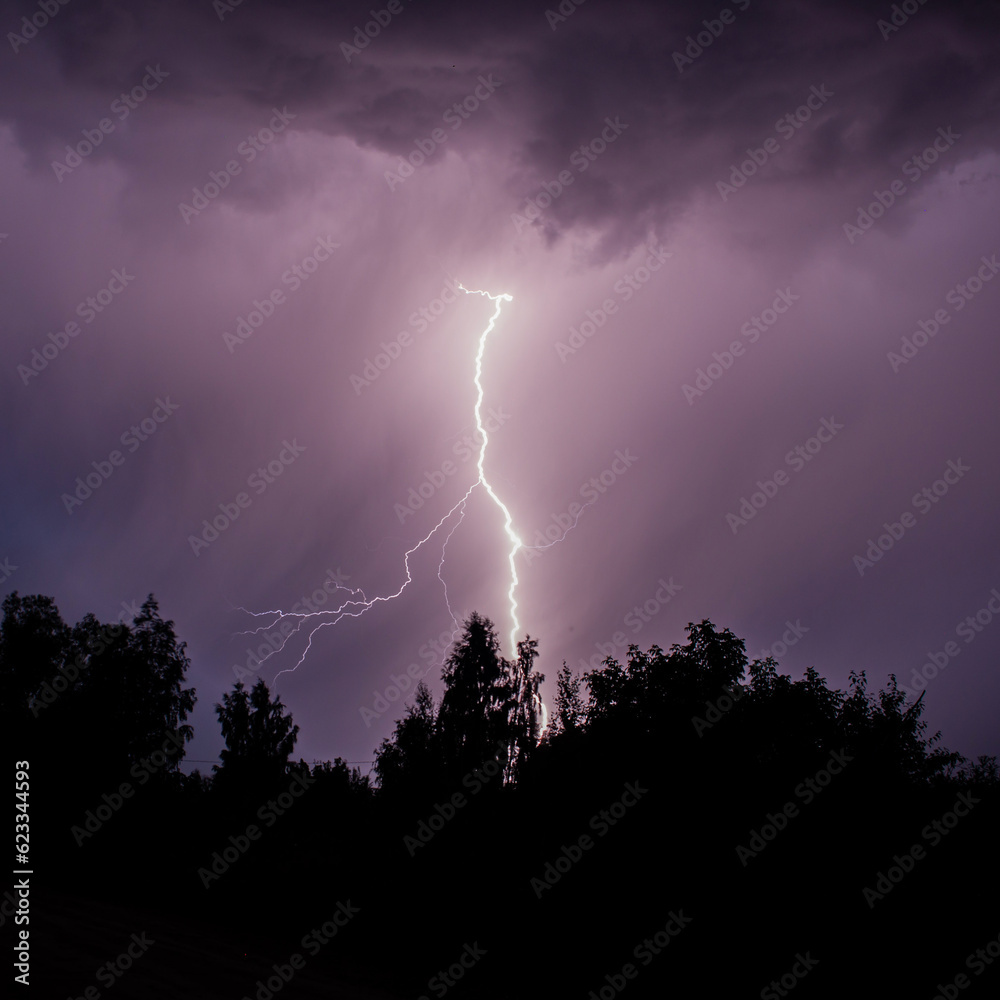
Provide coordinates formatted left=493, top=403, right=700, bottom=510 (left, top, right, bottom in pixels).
left=506, top=635, right=544, bottom=782
left=1, top=592, right=72, bottom=737
left=373, top=679, right=440, bottom=796
left=3, top=593, right=195, bottom=773
left=214, top=677, right=298, bottom=792
left=545, top=661, right=586, bottom=739
left=70, top=596, right=196, bottom=774
left=6, top=593, right=996, bottom=1000
left=436, top=611, right=514, bottom=779
left=581, top=620, right=748, bottom=742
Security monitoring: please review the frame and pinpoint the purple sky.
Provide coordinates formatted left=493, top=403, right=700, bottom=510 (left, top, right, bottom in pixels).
left=3, top=0, right=999, bottom=772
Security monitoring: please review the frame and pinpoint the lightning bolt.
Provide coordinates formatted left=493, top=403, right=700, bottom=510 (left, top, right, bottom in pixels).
left=235, top=283, right=528, bottom=689
left=459, top=283, right=523, bottom=655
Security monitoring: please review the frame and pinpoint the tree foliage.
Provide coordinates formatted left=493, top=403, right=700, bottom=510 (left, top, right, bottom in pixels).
left=214, top=677, right=299, bottom=790
left=2, top=592, right=195, bottom=772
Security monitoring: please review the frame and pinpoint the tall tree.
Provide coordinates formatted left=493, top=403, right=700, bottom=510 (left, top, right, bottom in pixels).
left=436, top=611, right=513, bottom=779
left=373, top=680, right=440, bottom=795
left=507, top=635, right=544, bottom=782
left=3, top=593, right=195, bottom=774
left=71, top=596, right=196, bottom=773
left=546, top=661, right=587, bottom=739
left=214, top=677, right=298, bottom=791
left=0, top=592, right=71, bottom=738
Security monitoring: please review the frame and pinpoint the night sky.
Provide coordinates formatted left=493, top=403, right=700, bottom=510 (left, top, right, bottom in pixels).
left=3, top=0, right=999, bottom=772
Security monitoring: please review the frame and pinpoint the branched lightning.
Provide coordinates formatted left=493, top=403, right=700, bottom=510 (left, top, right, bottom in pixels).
left=269, top=490, right=477, bottom=683
left=234, top=283, right=530, bottom=694
left=436, top=497, right=468, bottom=638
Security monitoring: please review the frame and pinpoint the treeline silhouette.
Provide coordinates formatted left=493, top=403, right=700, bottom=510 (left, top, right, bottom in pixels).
left=3, top=592, right=998, bottom=998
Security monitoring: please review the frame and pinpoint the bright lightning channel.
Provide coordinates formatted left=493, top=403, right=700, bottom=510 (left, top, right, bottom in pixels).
left=459, top=283, right=523, bottom=656
left=235, top=284, right=529, bottom=688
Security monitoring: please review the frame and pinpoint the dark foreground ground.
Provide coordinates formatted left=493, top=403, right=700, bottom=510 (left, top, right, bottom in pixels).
left=22, top=763, right=1000, bottom=999
left=32, top=888, right=403, bottom=999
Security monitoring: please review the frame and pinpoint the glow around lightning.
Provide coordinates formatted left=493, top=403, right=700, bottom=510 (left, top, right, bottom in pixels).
left=237, top=284, right=530, bottom=687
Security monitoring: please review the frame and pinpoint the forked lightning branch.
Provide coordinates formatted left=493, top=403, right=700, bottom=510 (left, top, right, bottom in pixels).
left=237, top=285, right=562, bottom=714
